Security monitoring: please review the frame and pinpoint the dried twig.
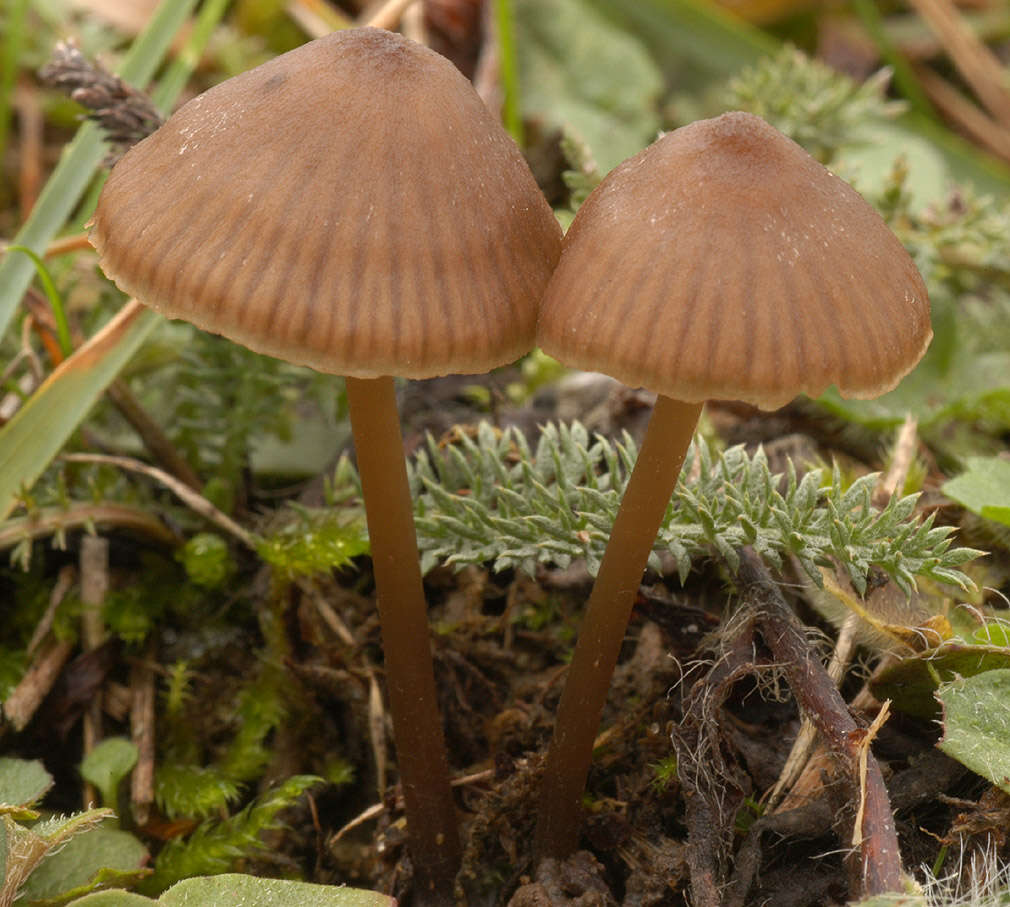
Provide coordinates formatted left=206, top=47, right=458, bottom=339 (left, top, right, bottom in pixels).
left=27, top=565, right=76, bottom=654
left=873, top=415, right=919, bottom=509
left=61, top=452, right=256, bottom=550
left=766, top=611, right=860, bottom=810
left=2, top=564, right=78, bottom=733
left=81, top=535, right=109, bottom=808
left=130, top=648, right=157, bottom=826
left=906, top=0, right=1010, bottom=127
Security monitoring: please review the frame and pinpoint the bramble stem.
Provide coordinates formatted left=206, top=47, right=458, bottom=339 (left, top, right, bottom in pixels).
left=534, top=394, right=703, bottom=862
left=345, top=375, right=460, bottom=905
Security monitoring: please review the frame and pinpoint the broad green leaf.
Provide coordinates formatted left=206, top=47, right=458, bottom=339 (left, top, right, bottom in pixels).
left=1, top=809, right=113, bottom=906
left=587, top=0, right=774, bottom=90
left=0, top=757, right=52, bottom=810
left=0, top=0, right=198, bottom=340
left=817, top=348, right=1010, bottom=432
left=872, top=643, right=1010, bottom=719
left=936, top=669, right=1010, bottom=793
left=594, top=0, right=1010, bottom=194
left=0, top=302, right=162, bottom=521
left=944, top=457, right=1010, bottom=528
left=250, top=413, right=350, bottom=479
left=80, top=739, right=139, bottom=811
left=514, top=0, right=663, bottom=173
left=20, top=823, right=149, bottom=903
left=838, top=122, right=949, bottom=209
left=67, top=894, right=152, bottom=907
left=30, top=809, right=115, bottom=845
left=67, top=875, right=395, bottom=906
left=975, top=622, right=1010, bottom=647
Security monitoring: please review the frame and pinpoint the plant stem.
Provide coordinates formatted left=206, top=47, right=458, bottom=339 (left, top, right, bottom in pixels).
left=345, top=375, right=460, bottom=904
left=534, top=394, right=703, bottom=862
left=736, top=548, right=903, bottom=896
left=494, top=0, right=523, bottom=146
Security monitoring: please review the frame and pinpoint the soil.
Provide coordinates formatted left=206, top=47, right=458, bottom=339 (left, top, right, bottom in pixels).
left=8, top=371, right=1010, bottom=906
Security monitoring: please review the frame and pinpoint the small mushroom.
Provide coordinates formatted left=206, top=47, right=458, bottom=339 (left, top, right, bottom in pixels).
left=89, top=27, right=561, bottom=901
left=533, top=111, right=932, bottom=861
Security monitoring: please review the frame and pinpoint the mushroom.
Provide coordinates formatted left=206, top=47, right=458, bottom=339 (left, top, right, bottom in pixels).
left=89, top=27, right=562, bottom=901
left=532, top=111, right=932, bottom=860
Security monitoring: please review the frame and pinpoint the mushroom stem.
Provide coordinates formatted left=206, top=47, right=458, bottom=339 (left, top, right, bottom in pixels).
left=534, top=394, right=704, bottom=862
left=345, top=375, right=460, bottom=903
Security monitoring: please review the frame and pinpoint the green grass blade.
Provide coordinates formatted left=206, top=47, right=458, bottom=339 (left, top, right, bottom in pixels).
left=5, top=245, right=72, bottom=357
left=587, top=0, right=775, bottom=84
left=0, top=0, right=237, bottom=522
left=155, top=0, right=233, bottom=107
left=850, top=0, right=934, bottom=117
left=0, top=0, right=198, bottom=341
left=495, top=0, right=524, bottom=145
left=0, top=0, right=30, bottom=177
left=0, top=302, right=162, bottom=521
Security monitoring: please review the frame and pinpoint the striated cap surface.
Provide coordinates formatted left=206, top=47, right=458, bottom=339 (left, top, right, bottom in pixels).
left=537, top=111, right=931, bottom=410
left=90, top=27, right=561, bottom=379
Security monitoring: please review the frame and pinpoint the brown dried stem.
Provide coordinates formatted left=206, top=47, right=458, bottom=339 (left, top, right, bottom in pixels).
left=737, top=548, right=904, bottom=897
left=130, top=648, right=157, bottom=826
left=80, top=535, right=110, bottom=808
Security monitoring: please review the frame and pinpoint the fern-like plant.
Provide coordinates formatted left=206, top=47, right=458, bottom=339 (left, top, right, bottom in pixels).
left=140, top=775, right=322, bottom=895
left=407, top=421, right=978, bottom=595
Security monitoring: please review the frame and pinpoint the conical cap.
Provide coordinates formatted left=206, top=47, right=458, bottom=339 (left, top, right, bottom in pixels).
left=90, top=28, right=561, bottom=379
left=537, top=111, right=931, bottom=410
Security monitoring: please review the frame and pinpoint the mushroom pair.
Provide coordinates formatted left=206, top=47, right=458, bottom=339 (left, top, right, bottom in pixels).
left=89, top=27, right=561, bottom=903
left=90, top=23, right=932, bottom=895
left=532, top=111, right=932, bottom=860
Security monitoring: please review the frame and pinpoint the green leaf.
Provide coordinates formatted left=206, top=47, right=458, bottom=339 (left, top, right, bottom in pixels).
left=944, top=457, right=1010, bottom=528
left=4, top=246, right=72, bottom=357
left=0, top=302, right=161, bottom=521
left=20, top=822, right=149, bottom=904
left=513, top=0, right=663, bottom=173
left=936, top=669, right=1010, bottom=793
left=80, top=739, right=139, bottom=811
left=836, top=121, right=949, bottom=209
left=0, top=757, right=52, bottom=811
left=818, top=349, right=1010, bottom=432
left=871, top=643, right=1010, bottom=719
left=67, top=895, right=153, bottom=907
left=1, top=809, right=114, bottom=906
left=67, top=875, right=394, bottom=906
left=587, top=0, right=774, bottom=92
left=591, top=0, right=1010, bottom=195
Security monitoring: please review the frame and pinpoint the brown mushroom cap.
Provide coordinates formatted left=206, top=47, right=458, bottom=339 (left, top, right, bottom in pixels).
left=90, top=27, right=561, bottom=379
left=537, top=111, right=932, bottom=410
